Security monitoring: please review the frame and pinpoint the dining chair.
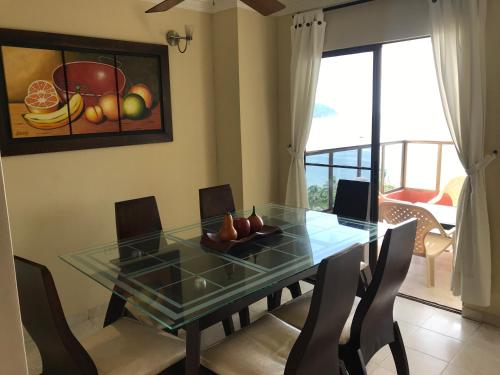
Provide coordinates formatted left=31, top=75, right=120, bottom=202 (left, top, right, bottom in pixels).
left=272, top=220, right=417, bottom=375
left=200, top=245, right=363, bottom=375
left=199, top=184, right=236, bottom=220
left=104, top=196, right=163, bottom=328
left=199, top=184, right=302, bottom=316
left=332, top=179, right=370, bottom=221
left=307, top=179, right=372, bottom=294
left=379, top=201, right=453, bottom=287
left=14, top=256, right=185, bottom=375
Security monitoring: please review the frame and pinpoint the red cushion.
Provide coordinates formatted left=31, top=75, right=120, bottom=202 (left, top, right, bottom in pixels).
left=384, top=189, right=454, bottom=206
left=431, top=193, right=453, bottom=206
left=385, top=189, right=438, bottom=203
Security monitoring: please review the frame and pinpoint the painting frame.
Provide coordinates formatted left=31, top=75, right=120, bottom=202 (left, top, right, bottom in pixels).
left=0, top=28, right=173, bottom=156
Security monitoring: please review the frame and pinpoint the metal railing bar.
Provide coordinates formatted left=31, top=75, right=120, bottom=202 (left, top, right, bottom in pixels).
left=304, top=163, right=372, bottom=171
left=305, top=140, right=454, bottom=157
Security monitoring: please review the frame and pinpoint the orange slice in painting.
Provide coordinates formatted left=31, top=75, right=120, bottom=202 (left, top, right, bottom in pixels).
left=24, top=80, right=60, bottom=114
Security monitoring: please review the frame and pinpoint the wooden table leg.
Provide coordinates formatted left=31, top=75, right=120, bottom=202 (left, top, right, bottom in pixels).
left=185, top=321, right=201, bottom=375
left=239, top=307, right=251, bottom=327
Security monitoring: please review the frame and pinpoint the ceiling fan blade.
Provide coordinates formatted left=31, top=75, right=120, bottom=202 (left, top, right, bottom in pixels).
left=239, top=0, right=286, bottom=16
left=145, top=0, right=186, bottom=13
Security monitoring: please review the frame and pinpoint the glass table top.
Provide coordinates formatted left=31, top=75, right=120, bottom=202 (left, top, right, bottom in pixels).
left=60, top=204, right=382, bottom=330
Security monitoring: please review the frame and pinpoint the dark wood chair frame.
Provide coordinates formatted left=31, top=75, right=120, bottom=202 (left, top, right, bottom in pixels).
left=15, top=256, right=184, bottom=375
left=200, top=245, right=363, bottom=375
left=15, top=255, right=100, bottom=374
left=339, top=219, right=417, bottom=375
left=199, top=184, right=302, bottom=317
left=104, top=195, right=234, bottom=338
left=284, top=245, right=363, bottom=375
left=104, top=196, right=163, bottom=328
left=307, top=179, right=372, bottom=297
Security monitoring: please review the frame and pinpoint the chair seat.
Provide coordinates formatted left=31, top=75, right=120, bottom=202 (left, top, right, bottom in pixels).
left=201, top=314, right=300, bottom=375
left=272, top=291, right=361, bottom=345
left=81, top=318, right=185, bottom=375
left=424, top=233, right=453, bottom=258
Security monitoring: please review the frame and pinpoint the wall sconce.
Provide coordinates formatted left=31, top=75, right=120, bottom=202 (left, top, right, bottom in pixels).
left=166, top=25, right=193, bottom=54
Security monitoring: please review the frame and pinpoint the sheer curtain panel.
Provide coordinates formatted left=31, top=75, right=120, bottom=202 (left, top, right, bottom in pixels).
left=285, top=10, right=326, bottom=208
left=429, top=0, right=495, bottom=306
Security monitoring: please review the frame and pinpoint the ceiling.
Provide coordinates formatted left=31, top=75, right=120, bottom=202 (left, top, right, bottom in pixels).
left=144, top=0, right=360, bottom=16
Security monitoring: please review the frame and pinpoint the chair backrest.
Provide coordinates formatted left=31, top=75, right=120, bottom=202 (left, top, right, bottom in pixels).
left=14, top=256, right=97, bottom=375
left=333, top=180, right=370, bottom=221
left=115, top=196, right=163, bottom=240
left=104, top=196, right=164, bottom=327
left=199, top=184, right=235, bottom=220
left=379, top=201, right=446, bottom=256
left=443, top=176, right=466, bottom=206
left=349, top=219, right=417, bottom=361
left=285, top=245, right=363, bottom=375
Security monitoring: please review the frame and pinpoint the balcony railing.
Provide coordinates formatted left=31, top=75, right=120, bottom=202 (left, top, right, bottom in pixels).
left=305, top=140, right=458, bottom=211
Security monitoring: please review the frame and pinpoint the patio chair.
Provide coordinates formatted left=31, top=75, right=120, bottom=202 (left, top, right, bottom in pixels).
left=429, top=176, right=466, bottom=207
left=379, top=201, right=453, bottom=287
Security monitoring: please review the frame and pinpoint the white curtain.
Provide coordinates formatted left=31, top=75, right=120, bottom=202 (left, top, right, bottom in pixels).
left=429, top=0, right=495, bottom=306
left=285, top=10, right=326, bottom=208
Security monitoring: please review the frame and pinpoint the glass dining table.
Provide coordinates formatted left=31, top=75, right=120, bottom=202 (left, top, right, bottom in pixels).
left=61, top=204, right=382, bottom=374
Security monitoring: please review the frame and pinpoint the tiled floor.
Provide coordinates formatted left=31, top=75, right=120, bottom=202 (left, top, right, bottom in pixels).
left=400, top=250, right=462, bottom=310
left=25, top=282, right=497, bottom=375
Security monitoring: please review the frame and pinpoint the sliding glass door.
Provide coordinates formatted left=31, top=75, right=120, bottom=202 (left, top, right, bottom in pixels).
left=306, top=38, right=463, bottom=309
left=305, top=45, right=381, bottom=268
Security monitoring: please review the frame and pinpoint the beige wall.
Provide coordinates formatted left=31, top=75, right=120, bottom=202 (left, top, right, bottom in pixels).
left=323, top=0, right=429, bottom=51
left=238, top=9, right=279, bottom=208
left=277, top=15, right=293, bottom=203
left=0, top=0, right=218, bottom=317
left=471, top=0, right=500, bottom=320
left=212, top=8, right=279, bottom=210
left=213, top=9, right=244, bottom=209
left=0, top=157, right=27, bottom=374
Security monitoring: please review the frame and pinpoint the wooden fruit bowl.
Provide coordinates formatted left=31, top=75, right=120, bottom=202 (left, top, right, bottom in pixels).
left=200, top=225, right=282, bottom=253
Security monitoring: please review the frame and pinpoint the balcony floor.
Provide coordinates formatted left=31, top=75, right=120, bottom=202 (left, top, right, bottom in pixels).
left=400, top=249, right=461, bottom=310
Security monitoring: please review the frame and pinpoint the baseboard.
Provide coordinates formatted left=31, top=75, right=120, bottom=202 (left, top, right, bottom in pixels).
left=462, top=306, right=500, bottom=327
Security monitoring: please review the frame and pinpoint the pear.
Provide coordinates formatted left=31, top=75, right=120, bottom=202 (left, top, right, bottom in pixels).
left=219, top=212, right=238, bottom=241
left=248, top=206, right=264, bottom=234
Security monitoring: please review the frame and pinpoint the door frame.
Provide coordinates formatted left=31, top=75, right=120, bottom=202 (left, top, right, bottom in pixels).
left=322, top=44, right=382, bottom=271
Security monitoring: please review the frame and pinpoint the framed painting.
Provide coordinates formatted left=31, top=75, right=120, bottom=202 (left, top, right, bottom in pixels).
left=0, top=28, right=173, bottom=156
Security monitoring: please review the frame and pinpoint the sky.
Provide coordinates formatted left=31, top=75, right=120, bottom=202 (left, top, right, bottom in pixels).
left=307, top=37, right=452, bottom=152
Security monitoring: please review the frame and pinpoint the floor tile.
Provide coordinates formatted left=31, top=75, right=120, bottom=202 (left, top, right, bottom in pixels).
left=379, top=347, right=447, bottom=375
left=393, top=297, right=436, bottom=326
left=405, top=327, right=463, bottom=361
left=398, top=320, right=419, bottom=338
left=421, top=309, right=479, bottom=341
left=369, top=345, right=392, bottom=365
left=450, top=333, right=500, bottom=375
left=441, top=364, right=476, bottom=375
left=399, top=251, right=462, bottom=310
left=471, top=323, right=500, bottom=347
left=366, top=360, right=379, bottom=373
left=371, top=367, right=396, bottom=375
